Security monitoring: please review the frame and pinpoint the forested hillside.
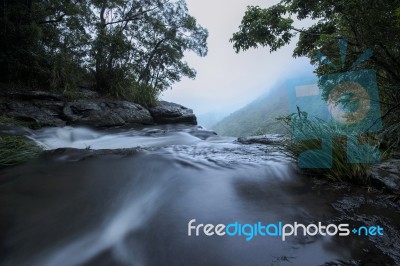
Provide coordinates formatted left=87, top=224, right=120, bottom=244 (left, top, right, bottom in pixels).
left=212, top=84, right=288, bottom=137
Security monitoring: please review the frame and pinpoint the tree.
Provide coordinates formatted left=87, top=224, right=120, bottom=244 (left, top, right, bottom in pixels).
left=88, top=0, right=208, bottom=102
left=0, top=0, right=91, bottom=89
left=0, top=0, right=208, bottom=106
left=231, top=0, right=400, bottom=145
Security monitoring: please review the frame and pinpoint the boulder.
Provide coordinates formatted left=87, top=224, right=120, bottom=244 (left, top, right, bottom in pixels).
left=371, top=158, right=400, bottom=192
left=1, top=90, right=197, bottom=128
left=62, top=100, right=153, bottom=127
left=148, top=101, right=197, bottom=125
left=187, top=127, right=218, bottom=140
left=0, top=95, right=66, bottom=127
left=237, top=134, right=285, bottom=145
left=75, top=87, right=99, bottom=98
left=0, top=90, right=65, bottom=101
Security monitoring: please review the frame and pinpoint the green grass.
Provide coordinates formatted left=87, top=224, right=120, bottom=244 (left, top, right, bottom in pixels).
left=0, top=115, right=23, bottom=126
left=0, top=136, right=42, bottom=169
left=61, top=87, right=83, bottom=100
left=277, top=114, right=385, bottom=184
left=112, top=81, right=159, bottom=107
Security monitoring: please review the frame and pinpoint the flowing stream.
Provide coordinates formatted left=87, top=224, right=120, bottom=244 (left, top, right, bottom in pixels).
left=0, top=125, right=399, bottom=266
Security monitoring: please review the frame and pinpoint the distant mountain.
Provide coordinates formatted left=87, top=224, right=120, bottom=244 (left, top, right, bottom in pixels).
left=197, top=111, right=230, bottom=129
left=211, top=84, right=289, bottom=137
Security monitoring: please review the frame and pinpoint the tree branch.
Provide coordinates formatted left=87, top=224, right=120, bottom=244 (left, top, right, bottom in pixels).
left=39, top=13, right=66, bottom=24
left=103, top=0, right=171, bottom=28
left=138, top=37, right=167, bottom=83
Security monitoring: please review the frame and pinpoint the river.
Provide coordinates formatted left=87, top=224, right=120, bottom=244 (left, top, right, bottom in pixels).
left=0, top=125, right=399, bottom=266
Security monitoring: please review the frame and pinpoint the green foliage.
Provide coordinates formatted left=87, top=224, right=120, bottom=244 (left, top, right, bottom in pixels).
left=112, top=81, right=159, bottom=107
left=61, top=87, right=84, bottom=100
left=89, top=0, right=208, bottom=97
left=277, top=114, right=386, bottom=183
left=231, top=5, right=294, bottom=53
left=397, top=7, right=400, bottom=24
left=0, top=0, right=91, bottom=90
left=0, top=0, right=208, bottom=105
left=0, top=116, right=23, bottom=126
left=232, top=0, right=400, bottom=149
left=0, top=136, right=42, bottom=169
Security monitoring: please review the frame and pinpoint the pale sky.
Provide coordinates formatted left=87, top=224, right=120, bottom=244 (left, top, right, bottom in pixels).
left=162, top=0, right=315, bottom=115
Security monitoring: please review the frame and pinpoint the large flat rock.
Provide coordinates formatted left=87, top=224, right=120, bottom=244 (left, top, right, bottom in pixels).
left=0, top=91, right=197, bottom=128
left=148, top=101, right=197, bottom=125
left=62, top=100, right=153, bottom=127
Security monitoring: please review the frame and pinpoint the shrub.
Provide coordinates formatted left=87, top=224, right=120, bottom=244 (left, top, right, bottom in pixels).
left=112, top=81, right=159, bottom=107
left=277, top=113, right=385, bottom=184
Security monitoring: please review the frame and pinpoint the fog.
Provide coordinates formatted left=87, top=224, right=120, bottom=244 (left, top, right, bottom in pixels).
left=162, top=0, right=315, bottom=119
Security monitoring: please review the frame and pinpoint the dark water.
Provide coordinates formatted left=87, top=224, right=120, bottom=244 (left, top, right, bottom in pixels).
left=0, top=126, right=399, bottom=266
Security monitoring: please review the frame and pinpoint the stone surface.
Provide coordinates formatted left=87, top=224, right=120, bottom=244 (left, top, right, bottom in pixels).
left=0, top=90, right=65, bottom=101
left=0, top=92, right=66, bottom=127
left=0, top=91, right=197, bottom=128
left=148, top=101, right=197, bottom=125
left=371, top=158, right=400, bottom=192
left=75, top=87, right=99, bottom=98
left=186, top=126, right=218, bottom=140
left=236, top=134, right=285, bottom=145
left=62, top=100, right=153, bottom=127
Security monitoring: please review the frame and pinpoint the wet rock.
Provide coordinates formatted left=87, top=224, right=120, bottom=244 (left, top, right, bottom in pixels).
left=148, top=101, right=197, bottom=125
left=371, top=158, right=400, bottom=192
left=0, top=95, right=66, bottom=127
left=62, top=100, right=153, bottom=127
left=187, top=127, right=218, bottom=140
left=42, top=147, right=146, bottom=162
left=75, top=87, right=99, bottom=98
left=0, top=125, right=34, bottom=137
left=139, top=125, right=217, bottom=139
left=237, top=134, right=285, bottom=145
left=1, top=91, right=197, bottom=128
left=0, top=90, right=65, bottom=101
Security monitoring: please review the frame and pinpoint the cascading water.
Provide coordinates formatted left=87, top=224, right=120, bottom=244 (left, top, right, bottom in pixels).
left=0, top=125, right=399, bottom=266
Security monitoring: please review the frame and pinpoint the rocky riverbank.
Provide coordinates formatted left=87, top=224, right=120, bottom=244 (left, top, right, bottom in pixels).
left=0, top=89, right=197, bottom=128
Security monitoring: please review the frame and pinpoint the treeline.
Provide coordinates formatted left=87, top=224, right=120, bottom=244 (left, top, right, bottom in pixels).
left=0, top=0, right=208, bottom=105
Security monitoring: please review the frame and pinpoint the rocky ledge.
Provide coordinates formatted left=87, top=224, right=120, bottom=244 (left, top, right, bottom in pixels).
left=0, top=90, right=197, bottom=128
left=236, top=134, right=285, bottom=145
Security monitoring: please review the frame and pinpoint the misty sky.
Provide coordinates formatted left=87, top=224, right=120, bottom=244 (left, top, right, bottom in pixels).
left=162, top=0, right=315, bottom=115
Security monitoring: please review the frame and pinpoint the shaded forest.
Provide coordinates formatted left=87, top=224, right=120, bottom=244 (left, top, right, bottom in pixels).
left=0, top=0, right=208, bottom=106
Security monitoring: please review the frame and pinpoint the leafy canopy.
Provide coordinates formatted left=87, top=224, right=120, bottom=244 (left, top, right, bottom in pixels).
left=0, top=0, right=208, bottom=105
left=231, top=0, right=400, bottom=144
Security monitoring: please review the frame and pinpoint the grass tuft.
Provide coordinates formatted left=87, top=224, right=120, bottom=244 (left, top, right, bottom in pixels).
left=112, top=81, right=159, bottom=107
left=61, top=87, right=82, bottom=100
left=0, top=115, right=23, bottom=126
left=0, top=136, right=42, bottom=169
left=277, top=113, right=385, bottom=184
